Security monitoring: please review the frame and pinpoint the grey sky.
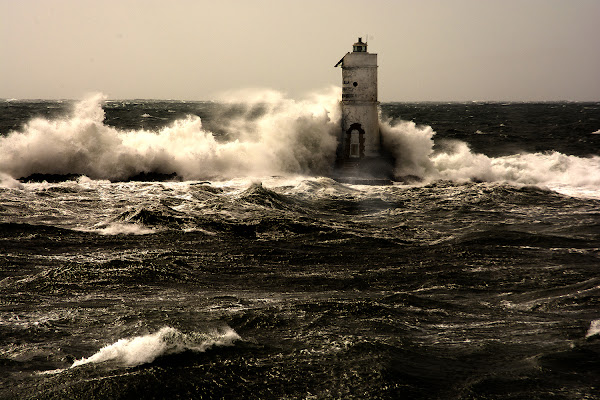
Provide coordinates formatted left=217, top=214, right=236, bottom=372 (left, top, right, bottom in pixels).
left=1, top=0, right=599, bottom=101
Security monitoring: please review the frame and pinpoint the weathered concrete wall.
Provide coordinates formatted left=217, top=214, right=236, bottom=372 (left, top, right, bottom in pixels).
left=341, top=103, right=380, bottom=158
left=341, top=53, right=378, bottom=102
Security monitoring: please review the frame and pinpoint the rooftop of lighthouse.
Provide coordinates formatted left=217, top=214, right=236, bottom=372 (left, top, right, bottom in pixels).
left=335, top=37, right=375, bottom=67
left=353, top=38, right=367, bottom=52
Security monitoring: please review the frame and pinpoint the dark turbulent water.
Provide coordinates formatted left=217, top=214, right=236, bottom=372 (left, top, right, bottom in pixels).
left=1, top=96, right=599, bottom=399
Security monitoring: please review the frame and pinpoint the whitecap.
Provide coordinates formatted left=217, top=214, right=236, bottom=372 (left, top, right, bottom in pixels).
left=95, top=223, right=156, bottom=235
left=0, top=90, right=339, bottom=181
left=585, top=319, right=600, bottom=338
left=71, top=326, right=241, bottom=368
left=37, top=368, right=66, bottom=375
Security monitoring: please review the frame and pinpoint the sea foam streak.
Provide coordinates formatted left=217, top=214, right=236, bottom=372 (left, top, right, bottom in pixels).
left=71, top=326, right=241, bottom=368
left=0, top=91, right=598, bottom=197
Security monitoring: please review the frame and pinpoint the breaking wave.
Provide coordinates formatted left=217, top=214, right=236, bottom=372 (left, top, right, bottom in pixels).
left=380, top=118, right=600, bottom=197
left=586, top=320, right=600, bottom=339
left=95, top=222, right=156, bottom=236
left=72, top=326, right=241, bottom=368
left=0, top=91, right=598, bottom=197
left=0, top=172, right=23, bottom=189
left=0, top=91, right=339, bottom=181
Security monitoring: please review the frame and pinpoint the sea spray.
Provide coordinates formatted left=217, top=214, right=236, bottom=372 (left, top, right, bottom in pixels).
left=210, top=87, right=341, bottom=174
left=71, top=326, right=241, bottom=368
left=0, top=90, right=340, bottom=181
left=379, top=117, right=437, bottom=178
left=1, top=92, right=598, bottom=196
left=0, top=172, right=24, bottom=189
left=378, top=114, right=600, bottom=196
left=431, top=140, right=600, bottom=191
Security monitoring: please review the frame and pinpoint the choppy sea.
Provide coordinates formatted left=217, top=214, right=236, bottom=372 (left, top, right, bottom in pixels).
left=1, top=93, right=599, bottom=399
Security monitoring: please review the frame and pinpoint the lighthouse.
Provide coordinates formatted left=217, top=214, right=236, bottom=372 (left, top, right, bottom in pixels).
left=334, top=38, right=382, bottom=173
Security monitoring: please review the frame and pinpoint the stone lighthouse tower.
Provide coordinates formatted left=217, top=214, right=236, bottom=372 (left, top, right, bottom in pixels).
left=334, top=38, right=381, bottom=169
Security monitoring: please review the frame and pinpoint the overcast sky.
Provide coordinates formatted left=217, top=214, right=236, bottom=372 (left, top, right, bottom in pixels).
left=1, top=0, right=599, bottom=101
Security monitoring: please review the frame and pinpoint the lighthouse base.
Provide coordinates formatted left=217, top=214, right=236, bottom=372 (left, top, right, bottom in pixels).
left=332, top=156, right=395, bottom=185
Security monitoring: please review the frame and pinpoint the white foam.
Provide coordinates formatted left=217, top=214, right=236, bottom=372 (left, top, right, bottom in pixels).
left=379, top=117, right=600, bottom=198
left=1, top=91, right=598, bottom=198
left=37, top=368, right=66, bottom=375
left=95, top=223, right=156, bottom=235
left=71, top=326, right=241, bottom=368
left=0, top=172, right=24, bottom=189
left=380, top=118, right=437, bottom=178
left=585, top=319, right=600, bottom=338
left=433, top=145, right=600, bottom=195
left=0, top=90, right=339, bottom=181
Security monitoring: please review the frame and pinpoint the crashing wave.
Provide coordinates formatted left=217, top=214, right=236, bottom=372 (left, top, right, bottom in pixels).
left=0, top=91, right=598, bottom=198
left=72, top=326, right=241, bottom=368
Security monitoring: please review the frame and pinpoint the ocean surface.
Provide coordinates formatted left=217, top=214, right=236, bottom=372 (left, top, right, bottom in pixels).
left=1, top=93, right=599, bottom=399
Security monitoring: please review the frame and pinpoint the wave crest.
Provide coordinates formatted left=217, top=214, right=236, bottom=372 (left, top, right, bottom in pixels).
left=1, top=92, right=598, bottom=197
left=71, top=326, right=241, bottom=368
left=0, top=90, right=339, bottom=181
left=379, top=117, right=600, bottom=196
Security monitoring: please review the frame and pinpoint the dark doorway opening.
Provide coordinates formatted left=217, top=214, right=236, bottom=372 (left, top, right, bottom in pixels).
left=345, top=123, right=365, bottom=159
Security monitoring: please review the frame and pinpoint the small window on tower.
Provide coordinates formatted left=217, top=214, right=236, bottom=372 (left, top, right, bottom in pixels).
left=353, top=82, right=358, bottom=87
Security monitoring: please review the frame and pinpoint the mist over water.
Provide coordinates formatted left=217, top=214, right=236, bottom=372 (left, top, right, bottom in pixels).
left=0, top=91, right=599, bottom=198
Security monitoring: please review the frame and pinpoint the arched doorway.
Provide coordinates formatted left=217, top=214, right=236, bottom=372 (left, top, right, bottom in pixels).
left=345, top=123, right=365, bottom=159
